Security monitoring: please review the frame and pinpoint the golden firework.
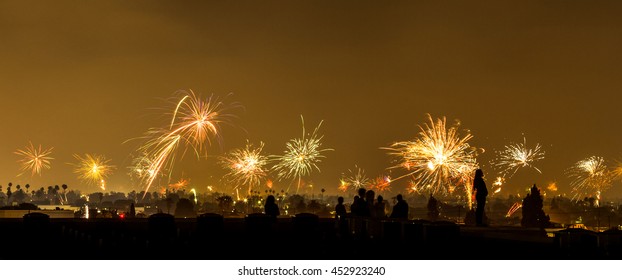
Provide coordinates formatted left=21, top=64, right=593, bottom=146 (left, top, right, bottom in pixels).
left=271, top=116, right=333, bottom=193
left=384, top=114, right=479, bottom=200
left=15, top=142, right=54, bottom=176
left=133, top=89, right=240, bottom=197
left=567, top=156, right=613, bottom=201
left=72, top=154, right=115, bottom=187
left=220, top=141, right=269, bottom=195
left=494, top=137, right=545, bottom=177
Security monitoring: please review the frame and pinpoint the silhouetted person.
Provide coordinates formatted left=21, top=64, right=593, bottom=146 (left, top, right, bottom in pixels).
left=427, top=194, right=439, bottom=221
left=335, top=196, right=349, bottom=238
left=363, top=190, right=374, bottom=217
left=351, top=188, right=368, bottom=216
left=473, top=169, right=488, bottom=226
left=350, top=195, right=360, bottom=215
left=390, top=194, right=409, bottom=219
left=374, top=195, right=386, bottom=218
left=264, top=195, right=280, bottom=218
left=335, top=196, right=347, bottom=219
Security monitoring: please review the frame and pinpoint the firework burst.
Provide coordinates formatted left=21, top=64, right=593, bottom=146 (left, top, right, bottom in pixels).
left=384, top=114, right=479, bottom=199
left=271, top=116, right=333, bottom=193
left=14, top=142, right=54, bottom=177
left=128, top=153, right=160, bottom=181
left=133, top=89, right=240, bottom=197
left=340, top=165, right=370, bottom=191
left=338, top=179, right=350, bottom=193
left=567, top=156, right=614, bottom=201
left=370, top=175, right=392, bottom=193
left=494, top=137, right=545, bottom=178
left=72, top=154, right=115, bottom=188
left=220, top=141, right=269, bottom=195
left=168, top=178, right=189, bottom=192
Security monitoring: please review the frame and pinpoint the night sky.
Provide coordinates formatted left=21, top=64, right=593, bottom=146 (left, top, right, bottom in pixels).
left=1, top=0, right=621, bottom=197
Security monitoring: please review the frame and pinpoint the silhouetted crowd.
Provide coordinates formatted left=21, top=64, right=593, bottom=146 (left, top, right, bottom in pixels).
left=334, top=188, right=409, bottom=220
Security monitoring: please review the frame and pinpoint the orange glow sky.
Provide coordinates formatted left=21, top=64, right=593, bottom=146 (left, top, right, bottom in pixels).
left=1, top=1, right=621, bottom=197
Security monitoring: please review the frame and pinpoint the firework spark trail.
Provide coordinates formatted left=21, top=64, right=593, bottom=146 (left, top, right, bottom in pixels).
left=15, top=142, right=54, bottom=177
left=271, top=116, right=333, bottom=194
left=134, top=90, right=240, bottom=198
left=384, top=114, right=479, bottom=201
left=494, top=137, right=545, bottom=178
left=567, top=156, right=614, bottom=201
left=220, top=141, right=269, bottom=195
left=613, top=161, right=622, bottom=181
left=492, top=177, right=505, bottom=195
left=139, top=134, right=182, bottom=196
left=72, top=154, right=115, bottom=188
left=190, top=188, right=198, bottom=204
left=506, top=202, right=522, bottom=217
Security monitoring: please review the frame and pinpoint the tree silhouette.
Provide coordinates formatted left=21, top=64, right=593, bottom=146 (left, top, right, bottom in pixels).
left=521, top=184, right=551, bottom=228
left=13, top=189, right=26, bottom=204
left=174, top=198, right=196, bottom=218
left=216, top=195, right=233, bottom=215
left=25, top=184, right=30, bottom=194
left=307, top=200, right=321, bottom=214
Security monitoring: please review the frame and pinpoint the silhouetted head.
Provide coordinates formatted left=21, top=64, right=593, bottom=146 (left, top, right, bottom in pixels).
left=353, top=195, right=360, bottom=202
left=338, top=196, right=344, bottom=204
left=377, top=195, right=383, bottom=203
left=266, top=195, right=276, bottom=204
left=396, top=194, right=403, bottom=202
left=365, top=190, right=375, bottom=202
left=358, top=188, right=366, bottom=197
left=475, top=169, right=484, bottom=179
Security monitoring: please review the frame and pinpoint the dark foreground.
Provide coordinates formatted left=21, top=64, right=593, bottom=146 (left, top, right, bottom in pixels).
left=1, top=213, right=620, bottom=260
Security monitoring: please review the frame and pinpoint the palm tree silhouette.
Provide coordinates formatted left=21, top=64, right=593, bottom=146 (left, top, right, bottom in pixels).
left=62, top=184, right=68, bottom=203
